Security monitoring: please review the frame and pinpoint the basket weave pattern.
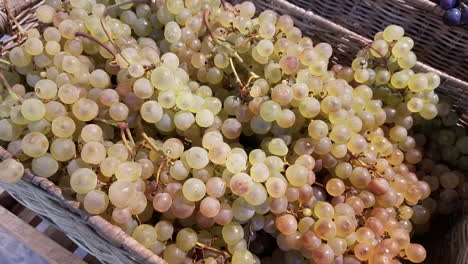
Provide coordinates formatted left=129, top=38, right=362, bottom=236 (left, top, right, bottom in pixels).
left=0, top=148, right=167, bottom=264
left=0, top=0, right=467, bottom=263
left=290, top=0, right=468, bottom=81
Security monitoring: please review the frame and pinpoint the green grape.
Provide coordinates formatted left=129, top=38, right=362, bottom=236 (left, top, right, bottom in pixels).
left=244, top=182, right=267, bottom=206
left=383, top=25, right=404, bottom=42
left=35, top=79, right=57, bottom=99
left=36, top=5, right=56, bottom=23
left=32, top=153, right=58, bottom=178
left=51, top=116, right=76, bottom=138
left=21, top=132, right=49, bottom=157
left=285, top=164, right=308, bottom=187
left=408, top=73, right=428, bottom=92
left=50, top=138, right=76, bottom=161
left=70, top=168, right=97, bottom=194
left=0, top=159, right=24, bottom=183
left=132, top=224, right=157, bottom=248
left=232, top=249, right=254, bottom=264
left=58, top=84, right=80, bottom=104
left=72, top=98, right=99, bottom=121
left=21, top=99, right=46, bottom=121
left=84, top=190, right=109, bottom=215
left=182, top=178, right=206, bottom=201
left=109, top=180, right=136, bottom=208
left=81, top=142, right=106, bottom=165
left=222, top=222, right=244, bottom=245
left=109, top=102, right=129, bottom=122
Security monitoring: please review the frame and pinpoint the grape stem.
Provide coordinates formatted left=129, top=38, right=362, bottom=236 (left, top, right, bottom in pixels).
left=141, top=132, right=162, bottom=152
left=135, top=214, right=142, bottom=225
left=75, top=32, right=116, bottom=60
left=125, top=128, right=136, bottom=147
left=229, top=57, right=244, bottom=87
left=0, top=70, right=23, bottom=103
left=0, top=58, right=11, bottom=69
left=120, top=128, right=134, bottom=157
left=235, top=34, right=259, bottom=49
left=203, top=10, right=225, bottom=42
left=141, top=132, right=173, bottom=184
left=365, top=43, right=389, bottom=69
left=99, top=0, right=151, bottom=66
left=4, top=0, right=27, bottom=38
left=220, top=0, right=235, bottom=12
left=195, top=242, right=230, bottom=259
left=203, top=10, right=244, bottom=63
left=349, top=153, right=384, bottom=178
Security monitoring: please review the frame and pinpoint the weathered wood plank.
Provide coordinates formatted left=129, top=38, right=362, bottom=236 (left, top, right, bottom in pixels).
left=0, top=205, right=86, bottom=264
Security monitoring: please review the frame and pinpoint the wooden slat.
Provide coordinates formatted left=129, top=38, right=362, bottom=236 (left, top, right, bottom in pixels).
left=44, top=225, right=79, bottom=252
left=0, top=205, right=86, bottom=264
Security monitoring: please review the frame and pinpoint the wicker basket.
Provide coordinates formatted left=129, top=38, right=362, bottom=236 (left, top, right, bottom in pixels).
left=0, top=0, right=467, bottom=263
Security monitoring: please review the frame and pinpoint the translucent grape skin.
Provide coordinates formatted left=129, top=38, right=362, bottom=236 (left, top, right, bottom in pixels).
left=0, top=4, right=447, bottom=263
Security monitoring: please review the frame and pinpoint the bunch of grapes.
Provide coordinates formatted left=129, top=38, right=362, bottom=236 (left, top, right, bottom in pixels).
left=437, top=0, right=468, bottom=26
left=0, top=0, right=464, bottom=263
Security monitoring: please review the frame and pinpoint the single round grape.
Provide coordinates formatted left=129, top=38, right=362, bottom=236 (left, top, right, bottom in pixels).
left=229, top=172, right=253, bottom=196
left=383, top=25, right=404, bottom=42
left=268, top=138, right=288, bottom=156
left=109, top=180, right=136, bottom=208
left=50, top=138, right=75, bottom=161
left=232, top=249, right=254, bottom=264
left=259, top=100, right=281, bottom=122
left=81, top=142, right=106, bottom=165
left=72, top=98, right=99, bottom=121
left=250, top=163, right=270, bottom=182
left=244, top=182, right=268, bottom=206
left=81, top=124, right=103, bottom=142
left=276, top=214, right=298, bottom=235
left=21, top=132, right=49, bottom=157
left=36, top=5, right=56, bottom=23
left=109, top=102, right=129, bottom=122
left=51, top=116, right=76, bottom=138
left=89, top=69, right=110, bottom=88
left=285, top=165, right=308, bottom=187
left=32, top=153, right=58, bottom=178
left=405, top=243, right=426, bottom=263
left=195, top=109, right=214, bottom=127
left=163, top=244, right=186, bottom=264
left=182, top=178, right=206, bottom=201
left=58, top=84, right=80, bottom=104
left=0, top=159, right=24, bottom=183
left=115, top=162, right=142, bottom=181
left=99, top=157, right=120, bottom=177
left=185, top=147, right=209, bottom=169
left=35, top=79, right=57, bottom=100
left=222, top=222, right=244, bottom=245
left=21, top=99, right=46, bottom=121
left=206, top=177, right=226, bottom=198
left=70, top=168, right=97, bottom=194
left=84, top=190, right=109, bottom=214
left=155, top=220, right=174, bottom=242
left=200, top=197, right=221, bottom=217
left=140, top=101, right=163, bottom=124
left=153, top=192, right=172, bottom=212
left=132, top=224, right=157, bottom=248
left=326, top=178, right=346, bottom=196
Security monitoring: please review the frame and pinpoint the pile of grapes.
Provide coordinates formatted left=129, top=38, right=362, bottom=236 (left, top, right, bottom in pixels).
left=438, top=0, right=468, bottom=26
left=0, top=0, right=467, bottom=263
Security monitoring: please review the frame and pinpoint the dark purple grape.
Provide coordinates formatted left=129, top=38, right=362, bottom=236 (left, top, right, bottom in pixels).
left=462, top=7, right=468, bottom=24
left=439, top=0, right=457, bottom=9
left=443, top=8, right=462, bottom=25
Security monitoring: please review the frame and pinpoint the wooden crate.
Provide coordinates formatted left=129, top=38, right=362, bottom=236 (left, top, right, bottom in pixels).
left=0, top=188, right=101, bottom=264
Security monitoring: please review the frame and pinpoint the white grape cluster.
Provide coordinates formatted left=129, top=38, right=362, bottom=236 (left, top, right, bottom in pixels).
left=0, top=0, right=463, bottom=263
